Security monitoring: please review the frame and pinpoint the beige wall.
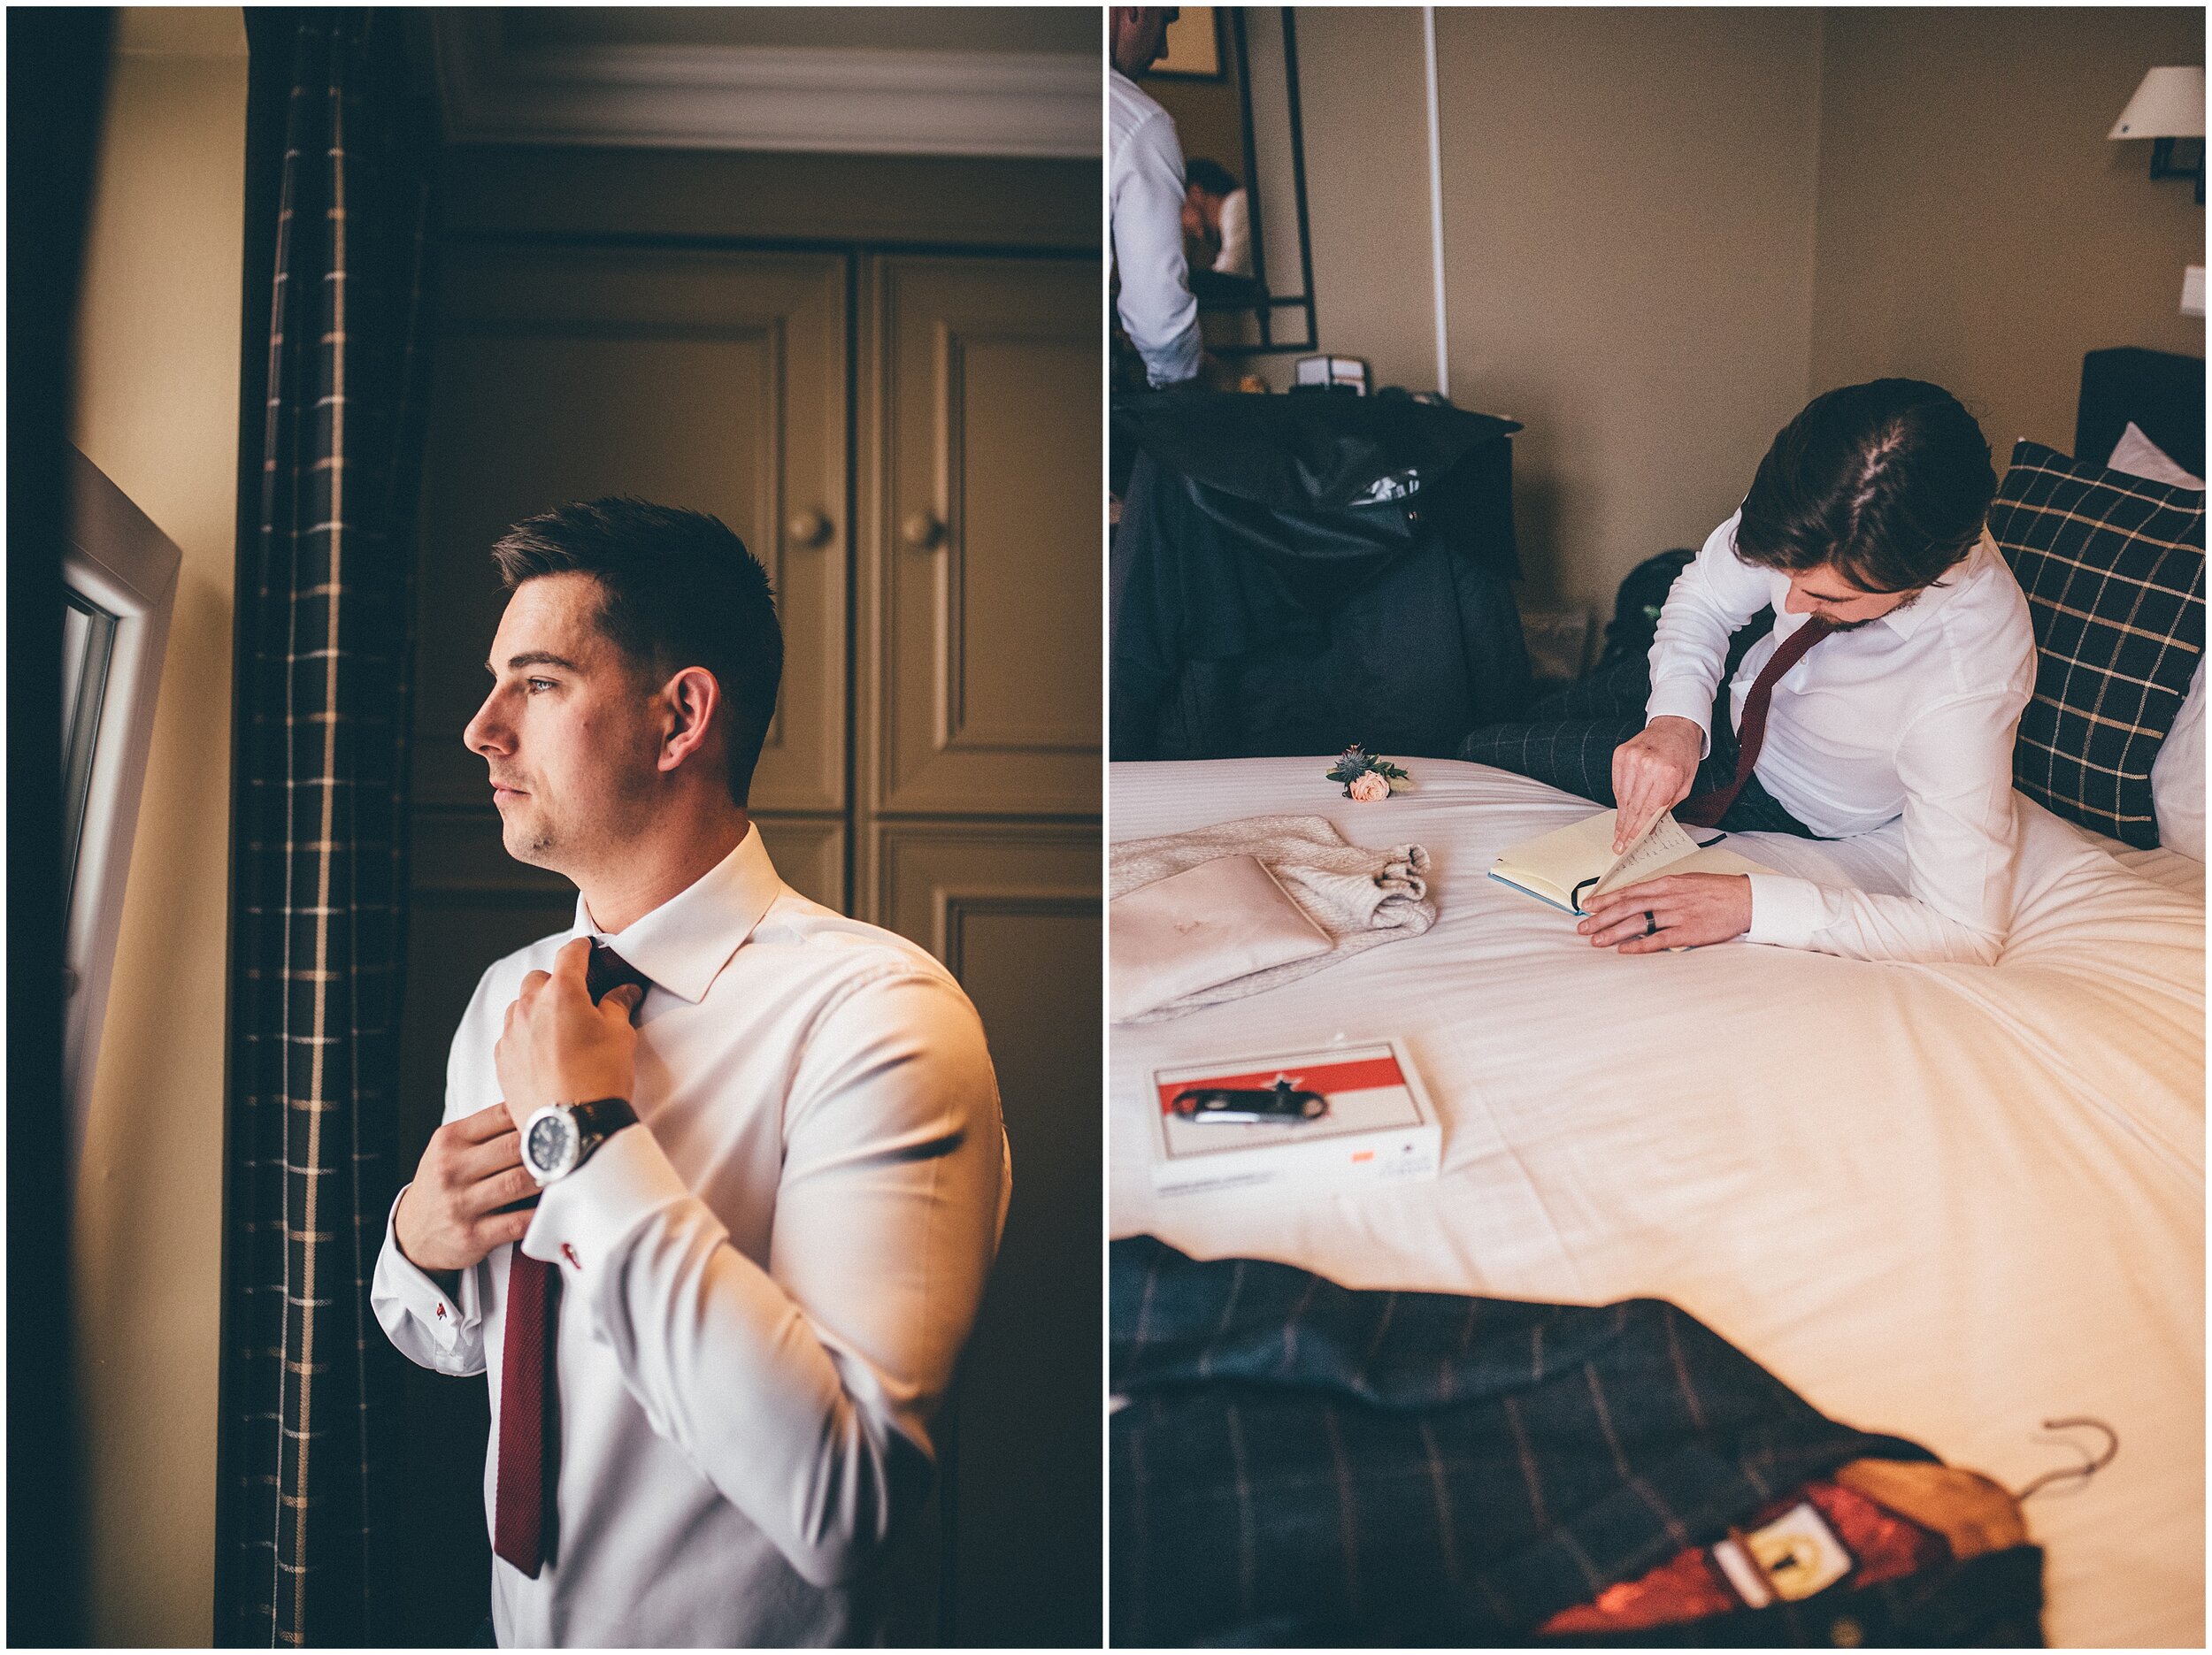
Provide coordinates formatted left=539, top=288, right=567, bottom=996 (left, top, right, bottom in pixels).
left=1283, top=5, right=2204, bottom=628
left=1283, top=8, right=1825, bottom=615
left=1434, top=7, right=1824, bottom=616
left=1293, top=7, right=1440, bottom=396
left=1809, top=7, right=2206, bottom=463
left=68, top=8, right=247, bottom=1645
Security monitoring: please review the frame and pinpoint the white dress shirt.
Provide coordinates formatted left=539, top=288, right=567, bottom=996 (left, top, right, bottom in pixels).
left=1646, top=511, right=2036, bottom=965
left=1110, top=68, right=1202, bottom=387
left=372, top=826, right=1008, bottom=1646
left=1212, top=187, right=1252, bottom=278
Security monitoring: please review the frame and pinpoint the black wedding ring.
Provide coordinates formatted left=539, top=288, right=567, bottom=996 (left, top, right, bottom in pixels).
left=1642, top=910, right=1657, bottom=937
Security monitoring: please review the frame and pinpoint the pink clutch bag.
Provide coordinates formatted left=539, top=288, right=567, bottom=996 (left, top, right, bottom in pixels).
left=1110, top=854, right=1333, bottom=1023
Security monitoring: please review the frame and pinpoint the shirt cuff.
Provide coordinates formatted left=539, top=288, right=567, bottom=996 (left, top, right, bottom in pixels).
left=380, top=1184, right=475, bottom=1352
left=1645, top=678, right=1717, bottom=758
left=522, top=1122, right=695, bottom=1277
left=1144, top=324, right=1202, bottom=387
left=1744, top=873, right=1829, bottom=948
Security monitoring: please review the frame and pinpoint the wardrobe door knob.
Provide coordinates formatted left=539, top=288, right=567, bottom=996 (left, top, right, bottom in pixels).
left=902, top=510, right=943, bottom=548
left=786, top=509, right=831, bottom=547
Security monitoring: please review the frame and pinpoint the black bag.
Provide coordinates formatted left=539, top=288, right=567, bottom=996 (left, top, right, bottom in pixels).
left=1111, top=391, right=1531, bottom=761
left=1599, top=547, right=1697, bottom=668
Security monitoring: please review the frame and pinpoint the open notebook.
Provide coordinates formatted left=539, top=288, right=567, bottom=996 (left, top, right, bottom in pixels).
left=1489, top=809, right=1770, bottom=916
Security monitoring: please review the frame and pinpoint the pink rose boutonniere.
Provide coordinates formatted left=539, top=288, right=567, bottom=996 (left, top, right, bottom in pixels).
left=1325, top=744, right=1410, bottom=801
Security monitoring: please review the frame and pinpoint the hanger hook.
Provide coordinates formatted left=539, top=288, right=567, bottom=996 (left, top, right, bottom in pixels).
left=2014, top=1416, right=2119, bottom=1501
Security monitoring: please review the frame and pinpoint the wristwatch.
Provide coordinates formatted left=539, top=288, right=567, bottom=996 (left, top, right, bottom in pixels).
left=521, top=1096, right=639, bottom=1185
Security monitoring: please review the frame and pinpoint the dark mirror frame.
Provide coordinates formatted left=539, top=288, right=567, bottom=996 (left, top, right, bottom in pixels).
left=1201, top=7, right=1317, bottom=356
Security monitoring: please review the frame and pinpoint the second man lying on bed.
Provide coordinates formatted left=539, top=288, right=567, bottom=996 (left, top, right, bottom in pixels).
left=1463, top=379, right=2034, bottom=965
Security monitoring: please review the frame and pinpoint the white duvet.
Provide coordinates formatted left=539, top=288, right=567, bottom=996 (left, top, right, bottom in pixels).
left=1110, top=755, right=2205, bottom=1649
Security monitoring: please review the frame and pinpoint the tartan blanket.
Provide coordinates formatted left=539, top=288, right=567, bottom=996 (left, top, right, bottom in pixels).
left=1110, top=1237, right=2042, bottom=1646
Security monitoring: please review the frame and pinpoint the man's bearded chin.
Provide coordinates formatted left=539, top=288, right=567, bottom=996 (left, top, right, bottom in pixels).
left=1826, top=585, right=1924, bottom=632
left=504, top=813, right=559, bottom=862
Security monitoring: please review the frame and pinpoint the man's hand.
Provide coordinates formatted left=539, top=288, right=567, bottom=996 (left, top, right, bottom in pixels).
left=393, top=1101, right=540, bottom=1284
left=1577, top=872, right=1753, bottom=954
left=495, top=936, right=642, bottom=1135
left=1611, top=716, right=1706, bottom=850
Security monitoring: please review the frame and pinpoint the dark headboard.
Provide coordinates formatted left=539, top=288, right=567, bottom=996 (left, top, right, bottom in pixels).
left=2075, top=347, right=2205, bottom=476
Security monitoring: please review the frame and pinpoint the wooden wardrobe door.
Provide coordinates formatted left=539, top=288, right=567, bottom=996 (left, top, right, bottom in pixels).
left=856, top=254, right=1102, bottom=1643
left=415, top=245, right=848, bottom=820
left=860, top=255, right=1102, bottom=818
left=873, top=824, right=1102, bottom=1647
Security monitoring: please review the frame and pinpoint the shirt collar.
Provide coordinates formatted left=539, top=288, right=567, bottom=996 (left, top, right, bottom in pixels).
left=568, top=824, right=781, bottom=1006
left=1878, top=527, right=1995, bottom=640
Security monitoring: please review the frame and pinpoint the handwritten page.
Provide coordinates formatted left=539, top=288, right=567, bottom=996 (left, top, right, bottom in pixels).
left=1590, top=811, right=1698, bottom=900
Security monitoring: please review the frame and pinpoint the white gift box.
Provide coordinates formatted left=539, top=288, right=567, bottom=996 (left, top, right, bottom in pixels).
left=1145, top=1038, right=1441, bottom=1199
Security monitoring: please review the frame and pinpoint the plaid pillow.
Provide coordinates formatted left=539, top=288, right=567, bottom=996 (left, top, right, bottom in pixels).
left=1987, top=440, right=2205, bottom=847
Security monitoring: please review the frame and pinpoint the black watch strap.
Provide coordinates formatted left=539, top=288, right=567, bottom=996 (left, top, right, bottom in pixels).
left=570, top=1097, right=638, bottom=1169
left=572, top=1096, right=639, bottom=1138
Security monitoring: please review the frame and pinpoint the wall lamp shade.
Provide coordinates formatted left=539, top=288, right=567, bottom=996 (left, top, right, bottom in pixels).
left=2109, top=66, right=2206, bottom=141
left=2109, top=65, right=2205, bottom=203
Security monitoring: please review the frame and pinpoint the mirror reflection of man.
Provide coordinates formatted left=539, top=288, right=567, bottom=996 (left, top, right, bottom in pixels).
left=372, top=499, right=1008, bottom=1645
left=1181, top=157, right=1251, bottom=279
left=1110, top=6, right=1202, bottom=387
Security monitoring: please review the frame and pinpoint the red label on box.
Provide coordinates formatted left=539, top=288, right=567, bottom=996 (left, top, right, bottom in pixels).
left=1156, top=1054, right=1405, bottom=1114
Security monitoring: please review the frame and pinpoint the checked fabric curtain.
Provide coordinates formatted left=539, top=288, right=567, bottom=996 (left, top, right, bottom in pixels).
left=220, top=11, right=434, bottom=1644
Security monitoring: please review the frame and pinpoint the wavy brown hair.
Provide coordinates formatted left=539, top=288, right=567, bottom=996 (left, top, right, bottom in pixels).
left=1736, top=379, right=1995, bottom=594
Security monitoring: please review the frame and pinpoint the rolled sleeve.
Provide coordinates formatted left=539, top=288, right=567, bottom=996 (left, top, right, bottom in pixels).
left=1645, top=676, right=1722, bottom=752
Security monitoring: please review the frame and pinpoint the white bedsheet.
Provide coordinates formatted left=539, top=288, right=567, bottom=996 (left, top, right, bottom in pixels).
left=1110, top=756, right=2204, bottom=1649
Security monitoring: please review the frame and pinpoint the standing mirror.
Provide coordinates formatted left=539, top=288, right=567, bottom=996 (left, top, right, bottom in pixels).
left=62, top=446, right=181, bottom=1167
left=1147, top=5, right=1316, bottom=355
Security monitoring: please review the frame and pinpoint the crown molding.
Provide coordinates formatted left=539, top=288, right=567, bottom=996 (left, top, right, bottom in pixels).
left=432, top=18, right=1100, bottom=159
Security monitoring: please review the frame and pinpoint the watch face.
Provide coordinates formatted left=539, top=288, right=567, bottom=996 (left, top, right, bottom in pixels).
left=527, top=1112, right=574, bottom=1175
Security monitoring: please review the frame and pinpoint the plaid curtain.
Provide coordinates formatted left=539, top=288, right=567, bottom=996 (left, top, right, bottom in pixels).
left=222, top=11, right=433, bottom=1645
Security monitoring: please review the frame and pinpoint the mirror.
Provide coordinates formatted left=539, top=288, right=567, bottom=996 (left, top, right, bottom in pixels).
left=1147, top=6, right=1316, bottom=355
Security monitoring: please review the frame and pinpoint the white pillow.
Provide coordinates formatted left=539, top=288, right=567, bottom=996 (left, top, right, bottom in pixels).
left=2108, top=421, right=2206, bottom=491
left=2152, top=659, right=2205, bottom=860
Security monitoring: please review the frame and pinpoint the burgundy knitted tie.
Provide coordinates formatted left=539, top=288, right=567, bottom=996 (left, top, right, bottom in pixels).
left=1676, top=616, right=1838, bottom=829
left=494, top=1245, right=560, bottom=1576
left=493, top=941, right=649, bottom=1578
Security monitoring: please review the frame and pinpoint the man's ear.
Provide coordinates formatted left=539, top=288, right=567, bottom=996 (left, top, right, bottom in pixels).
left=657, top=666, right=722, bottom=776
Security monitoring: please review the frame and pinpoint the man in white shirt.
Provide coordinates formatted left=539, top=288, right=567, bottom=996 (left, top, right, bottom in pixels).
left=1182, top=157, right=1252, bottom=280
left=1110, top=7, right=1202, bottom=387
left=1463, top=379, right=2035, bottom=966
left=371, top=499, right=1007, bottom=1645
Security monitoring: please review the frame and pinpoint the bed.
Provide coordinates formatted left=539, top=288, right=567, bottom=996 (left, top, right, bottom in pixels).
left=1109, top=755, right=2203, bottom=1648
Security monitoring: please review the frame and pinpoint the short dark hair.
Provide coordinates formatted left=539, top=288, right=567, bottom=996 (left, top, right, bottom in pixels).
left=491, top=498, right=781, bottom=804
left=1736, top=379, right=1995, bottom=594
left=1185, top=157, right=1239, bottom=197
